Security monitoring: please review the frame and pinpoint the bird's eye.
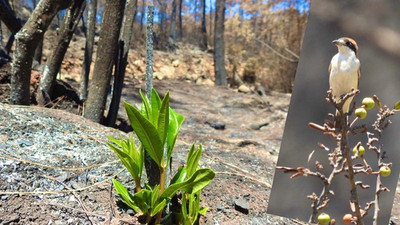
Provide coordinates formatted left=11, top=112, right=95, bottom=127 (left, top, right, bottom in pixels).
left=346, top=41, right=357, bottom=53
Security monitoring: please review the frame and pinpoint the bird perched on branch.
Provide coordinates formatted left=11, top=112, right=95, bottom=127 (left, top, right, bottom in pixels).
left=329, top=37, right=360, bottom=114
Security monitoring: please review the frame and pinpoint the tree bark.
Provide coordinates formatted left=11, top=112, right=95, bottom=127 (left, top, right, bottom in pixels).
left=83, top=0, right=126, bottom=123
left=0, top=21, right=3, bottom=46
left=209, top=0, right=212, bottom=45
left=10, top=0, right=71, bottom=105
left=144, top=4, right=160, bottom=189
left=37, top=0, right=86, bottom=105
left=139, top=0, right=145, bottom=31
left=31, top=0, right=42, bottom=66
left=105, top=0, right=137, bottom=127
left=79, top=0, right=97, bottom=101
left=0, top=0, right=22, bottom=53
left=33, top=36, right=43, bottom=66
left=0, top=0, right=22, bottom=34
left=178, top=0, right=183, bottom=38
left=167, top=0, right=177, bottom=51
left=145, top=5, right=154, bottom=99
left=199, top=0, right=207, bottom=50
left=214, top=0, right=227, bottom=86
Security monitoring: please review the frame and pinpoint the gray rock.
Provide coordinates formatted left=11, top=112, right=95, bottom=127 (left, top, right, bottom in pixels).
left=127, top=208, right=135, bottom=216
left=234, top=198, right=249, bottom=214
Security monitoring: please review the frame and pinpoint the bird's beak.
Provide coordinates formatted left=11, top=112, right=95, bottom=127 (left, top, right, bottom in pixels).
left=332, top=39, right=344, bottom=46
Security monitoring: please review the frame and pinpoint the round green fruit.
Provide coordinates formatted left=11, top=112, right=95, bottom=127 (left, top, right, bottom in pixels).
left=355, top=108, right=367, bottom=119
left=352, top=145, right=365, bottom=157
left=318, top=213, right=330, bottom=224
left=362, top=97, right=375, bottom=110
left=380, top=166, right=391, bottom=177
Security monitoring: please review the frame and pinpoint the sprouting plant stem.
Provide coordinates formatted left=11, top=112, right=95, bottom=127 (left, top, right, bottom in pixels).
left=146, top=213, right=151, bottom=224
left=155, top=166, right=166, bottom=225
left=135, top=178, right=141, bottom=193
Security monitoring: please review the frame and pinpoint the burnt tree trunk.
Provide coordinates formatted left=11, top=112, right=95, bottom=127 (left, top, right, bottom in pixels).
left=33, top=36, right=43, bottom=66
left=214, top=0, right=227, bottom=86
left=0, top=0, right=21, bottom=34
left=79, top=0, right=97, bottom=101
left=31, top=0, right=43, bottom=66
left=0, top=0, right=22, bottom=53
left=178, top=0, right=183, bottom=38
left=139, top=0, right=145, bottom=31
left=167, top=0, right=177, bottom=51
left=83, top=0, right=126, bottom=123
left=209, top=0, right=212, bottom=45
left=105, top=0, right=137, bottom=127
left=10, top=0, right=71, bottom=105
left=0, top=22, right=3, bottom=46
left=199, top=0, right=207, bottom=50
left=144, top=4, right=160, bottom=188
left=37, top=0, right=86, bottom=105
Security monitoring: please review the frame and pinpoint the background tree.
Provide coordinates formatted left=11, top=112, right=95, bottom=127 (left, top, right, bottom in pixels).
left=167, top=0, right=177, bottom=50
left=0, top=22, right=2, bottom=46
left=213, top=0, right=227, bottom=86
left=178, top=0, right=182, bottom=38
left=199, top=0, right=207, bottom=50
left=83, top=0, right=126, bottom=123
left=31, top=0, right=43, bottom=66
left=79, top=0, right=97, bottom=101
left=105, top=0, right=138, bottom=127
left=37, top=0, right=86, bottom=105
left=0, top=0, right=23, bottom=54
left=144, top=4, right=160, bottom=187
left=10, top=0, right=71, bottom=105
left=139, top=0, right=145, bottom=31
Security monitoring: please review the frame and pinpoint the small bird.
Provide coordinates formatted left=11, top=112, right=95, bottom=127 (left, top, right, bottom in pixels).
left=329, top=37, right=361, bottom=114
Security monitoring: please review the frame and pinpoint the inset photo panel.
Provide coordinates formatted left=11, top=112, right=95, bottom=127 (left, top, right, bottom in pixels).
left=268, top=0, right=400, bottom=224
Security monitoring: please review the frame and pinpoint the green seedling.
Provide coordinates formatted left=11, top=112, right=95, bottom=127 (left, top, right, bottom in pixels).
left=109, top=88, right=215, bottom=224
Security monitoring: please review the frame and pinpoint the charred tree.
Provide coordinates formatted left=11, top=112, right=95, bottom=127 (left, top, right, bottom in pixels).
left=209, top=0, right=212, bottom=42
left=105, top=0, right=138, bottom=127
left=139, top=0, right=145, bottom=31
left=37, top=0, right=86, bottom=105
left=144, top=4, right=160, bottom=188
left=0, top=0, right=22, bottom=53
left=213, top=0, right=227, bottom=86
left=199, top=0, right=207, bottom=50
left=0, top=22, right=2, bottom=46
left=10, top=0, right=71, bottom=105
left=31, top=0, right=43, bottom=66
left=178, top=0, right=183, bottom=38
left=167, top=0, right=177, bottom=51
left=33, top=36, right=43, bottom=66
left=83, top=0, right=126, bottom=123
left=79, top=0, right=97, bottom=101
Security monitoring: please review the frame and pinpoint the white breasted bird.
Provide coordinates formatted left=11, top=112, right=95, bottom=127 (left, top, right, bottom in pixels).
left=329, top=37, right=360, bottom=114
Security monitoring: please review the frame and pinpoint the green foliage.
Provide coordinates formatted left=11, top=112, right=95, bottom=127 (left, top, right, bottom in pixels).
left=108, top=135, right=144, bottom=188
left=109, top=88, right=214, bottom=224
left=177, top=144, right=211, bottom=225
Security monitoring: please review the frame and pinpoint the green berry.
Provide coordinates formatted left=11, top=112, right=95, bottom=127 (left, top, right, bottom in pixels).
left=352, top=145, right=365, bottom=157
left=318, top=213, right=330, bottom=224
left=355, top=108, right=367, bottom=119
left=380, top=166, right=391, bottom=177
left=362, top=97, right=375, bottom=110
